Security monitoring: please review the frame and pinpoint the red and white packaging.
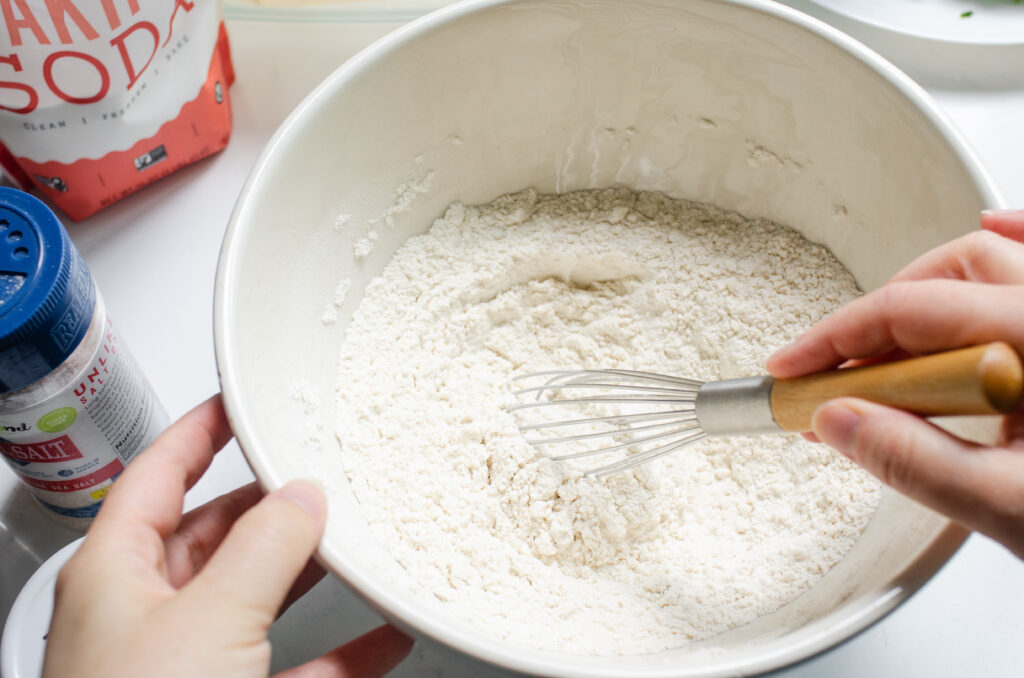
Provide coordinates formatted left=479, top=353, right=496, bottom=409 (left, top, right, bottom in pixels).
left=0, top=1, right=234, bottom=220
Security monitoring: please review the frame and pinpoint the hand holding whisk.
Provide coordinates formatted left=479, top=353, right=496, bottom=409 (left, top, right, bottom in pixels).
left=509, top=342, right=1024, bottom=476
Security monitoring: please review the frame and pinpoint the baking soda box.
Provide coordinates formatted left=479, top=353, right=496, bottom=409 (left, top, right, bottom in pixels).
left=0, top=0, right=235, bottom=220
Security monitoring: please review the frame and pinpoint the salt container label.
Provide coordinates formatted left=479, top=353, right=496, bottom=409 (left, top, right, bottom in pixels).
left=0, top=316, right=167, bottom=518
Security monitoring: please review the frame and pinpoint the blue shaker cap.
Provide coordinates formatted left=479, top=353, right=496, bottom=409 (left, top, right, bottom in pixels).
left=0, top=188, right=95, bottom=393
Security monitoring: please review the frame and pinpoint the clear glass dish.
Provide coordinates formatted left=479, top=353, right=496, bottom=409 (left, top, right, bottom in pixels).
left=223, top=0, right=457, bottom=22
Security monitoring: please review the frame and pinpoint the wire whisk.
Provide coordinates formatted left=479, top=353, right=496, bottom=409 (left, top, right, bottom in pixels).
left=509, top=343, right=1024, bottom=477
left=510, top=369, right=709, bottom=476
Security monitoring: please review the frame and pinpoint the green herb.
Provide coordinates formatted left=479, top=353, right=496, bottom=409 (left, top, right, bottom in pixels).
left=960, top=10, right=974, bottom=17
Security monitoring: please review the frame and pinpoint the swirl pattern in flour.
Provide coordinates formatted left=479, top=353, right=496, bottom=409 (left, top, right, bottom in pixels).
left=335, top=187, right=880, bottom=655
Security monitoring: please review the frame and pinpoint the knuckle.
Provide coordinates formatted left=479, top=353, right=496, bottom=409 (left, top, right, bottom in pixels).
left=968, top=482, right=1024, bottom=557
left=858, top=422, right=920, bottom=493
left=53, top=551, right=95, bottom=599
left=985, top=467, right=1024, bottom=532
left=876, top=284, right=917, bottom=340
left=247, top=498, right=316, bottom=545
left=959, top=228, right=995, bottom=250
left=959, top=230, right=1000, bottom=278
left=878, top=280, right=915, bottom=311
left=875, top=283, right=911, bottom=333
left=173, top=526, right=210, bottom=577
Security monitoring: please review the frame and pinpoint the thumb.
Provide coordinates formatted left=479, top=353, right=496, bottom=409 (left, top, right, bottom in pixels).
left=812, top=398, right=993, bottom=529
left=184, top=480, right=327, bottom=628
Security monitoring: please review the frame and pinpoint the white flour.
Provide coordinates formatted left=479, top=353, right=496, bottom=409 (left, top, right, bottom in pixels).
left=335, top=188, right=880, bottom=654
left=320, top=278, right=352, bottom=325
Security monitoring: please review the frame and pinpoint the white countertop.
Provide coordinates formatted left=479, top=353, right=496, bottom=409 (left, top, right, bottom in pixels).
left=2, top=7, right=1023, bottom=677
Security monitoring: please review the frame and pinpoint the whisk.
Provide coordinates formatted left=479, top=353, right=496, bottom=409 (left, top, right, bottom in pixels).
left=510, top=342, right=1024, bottom=476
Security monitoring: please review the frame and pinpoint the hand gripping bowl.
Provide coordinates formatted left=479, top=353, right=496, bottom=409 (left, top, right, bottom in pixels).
left=214, top=1, right=1003, bottom=675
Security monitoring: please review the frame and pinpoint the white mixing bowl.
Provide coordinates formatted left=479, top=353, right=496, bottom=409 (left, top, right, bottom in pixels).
left=215, top=1, right=1004, bottom=675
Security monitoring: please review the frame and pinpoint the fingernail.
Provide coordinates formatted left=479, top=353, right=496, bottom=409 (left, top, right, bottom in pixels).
left=765, top=343, right=794, bottom=370
left=812, top=400, right=862, bottom=459
left=981, top=208, right=1023, bottom=215
left=766, top=342, right=806, bottom=378
left=275, top=480, right=327, bottom=522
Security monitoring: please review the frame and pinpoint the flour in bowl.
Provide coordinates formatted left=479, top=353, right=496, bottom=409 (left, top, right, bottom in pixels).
left=334, top=188, right=880, bottom=654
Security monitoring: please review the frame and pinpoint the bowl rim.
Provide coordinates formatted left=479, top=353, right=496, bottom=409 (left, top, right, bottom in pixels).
left=215, top=0, right=1004, bottom=675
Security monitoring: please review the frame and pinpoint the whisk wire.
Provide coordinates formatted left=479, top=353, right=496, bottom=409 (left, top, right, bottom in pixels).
left=513, top=381, right=700, bottom=398
left=518, top=409, right=695, bottom=432
left=507, top=395, right=697, bottom=411
left=514, top=368, right=704, bottom=389
left=525, top=415, right=697, bottom=446
left=547, top=421, right=703, bottom=460
left=509, top=368, right=709, bottom=475
left=588, top=431, right=708, bottom=476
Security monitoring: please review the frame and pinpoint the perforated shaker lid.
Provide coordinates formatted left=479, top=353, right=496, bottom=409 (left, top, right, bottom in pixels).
left=0, top=188, right=95, bottom=393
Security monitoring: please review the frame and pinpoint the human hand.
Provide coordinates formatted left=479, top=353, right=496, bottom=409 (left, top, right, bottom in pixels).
left=42, top=395, right=413, bottom=678
left=767, top=209, right=1024, bottom=559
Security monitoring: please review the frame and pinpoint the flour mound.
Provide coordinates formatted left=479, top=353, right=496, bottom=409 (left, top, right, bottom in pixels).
left=335, top=188, right=880, bottom=655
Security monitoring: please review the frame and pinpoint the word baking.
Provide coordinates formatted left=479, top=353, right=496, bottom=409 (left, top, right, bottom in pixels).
left=0, top=0, right=195, bottom=114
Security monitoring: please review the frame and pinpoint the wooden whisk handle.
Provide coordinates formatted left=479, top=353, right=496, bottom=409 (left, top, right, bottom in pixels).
left=769, top=342, right=1024, bottom=432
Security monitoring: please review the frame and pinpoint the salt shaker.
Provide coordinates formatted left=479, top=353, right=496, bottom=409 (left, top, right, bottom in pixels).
left=0, top=187, right=168, bottom=528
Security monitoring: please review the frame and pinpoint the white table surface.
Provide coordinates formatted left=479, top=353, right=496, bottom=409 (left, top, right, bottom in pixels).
left=2, top=5, right=1023, bottom=677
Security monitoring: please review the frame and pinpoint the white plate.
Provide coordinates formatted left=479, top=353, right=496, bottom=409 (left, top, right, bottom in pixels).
left=0, top=539, right=82, bottom=678
left=807, top=0, right=1024, bottom=44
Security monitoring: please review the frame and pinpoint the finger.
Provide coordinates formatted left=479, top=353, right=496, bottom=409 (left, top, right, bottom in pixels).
left=889, top=230, right=1024, bottom=285
left=92, top=394, right=234, bottom=543
left=813, top=399, right=979, bottom=511
left=166, top=483, right=325, bottom=612
left=182, top=480, right=327, bottom=628
left=981, top=209, right=1024, bottom=243
left=273, top=626, right=414, bottom=678
left=164, top=482, right=264, bottom=588
left=766, top=280, right=1024, bottom=378
left=814, top=398, right=1024, bottom=557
